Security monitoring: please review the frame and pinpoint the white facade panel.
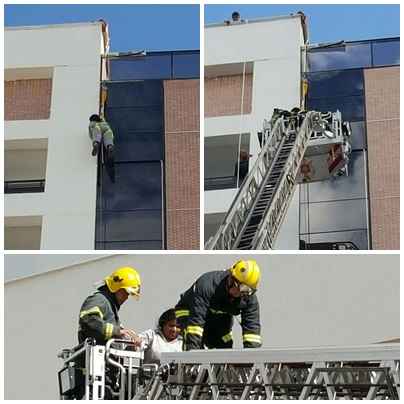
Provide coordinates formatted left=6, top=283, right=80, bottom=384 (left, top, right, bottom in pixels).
left=5, top=23, right=104, bottom=68
left=4, top=254, right=400, bottom=399
left=4, top=23, right=104, bottom=250
left=205, top=17, right=303, bottom=66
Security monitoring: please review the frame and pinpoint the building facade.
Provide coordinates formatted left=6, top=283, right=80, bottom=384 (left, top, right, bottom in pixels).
left=4, top=254, right=400, bottom=399
left=204, top=15, right=400, bottom=250
left=4, top=23, right=200, bottom=250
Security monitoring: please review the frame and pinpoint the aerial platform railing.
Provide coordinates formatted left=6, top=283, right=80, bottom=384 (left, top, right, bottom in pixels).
left=153, top=344, right=400, bottom=400
left=205, top=109, right=351, bottom=250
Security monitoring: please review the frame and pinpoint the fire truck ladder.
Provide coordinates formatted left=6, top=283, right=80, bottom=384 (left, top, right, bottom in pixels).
left=205, top=110, right=345, bottom=250
left=149, top=344, right=400, bottom=400
left=58, top=342, right=399, bottom=400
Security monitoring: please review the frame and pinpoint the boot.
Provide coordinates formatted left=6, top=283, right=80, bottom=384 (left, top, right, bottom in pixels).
left=92, top=141, right=100, bottom=156
left=106, top=145, right=114, bottom=160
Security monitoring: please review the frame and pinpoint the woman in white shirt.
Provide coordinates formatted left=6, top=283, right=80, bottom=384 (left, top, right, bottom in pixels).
left=139, top=308, right=182, bottom=365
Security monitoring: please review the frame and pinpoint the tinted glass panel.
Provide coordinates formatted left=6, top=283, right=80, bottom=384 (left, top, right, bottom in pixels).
left=308, top=43, right=372, bottom=72
left=106, top=81, right=163, bottom=107
left=101, top=241, right=162, bottom=250
left=372, top=39, right=400, bottom=66
left=303, top=198, right=368, bottom=233
left=204, top=212, right=226, bottom=243
left=115, top=132, right=163, bottom=161
left=173, top=53, right=200, bottom=78
left=205, top=133, right=250, bottom=190
left=102, top=210, right=162, bottom=241
left=102, top=162, right=162, bottom=210
left=300, top=229, right=368, bottom=250
left=308, top=95, right=364, bottom=122
left=300, top=152, right=367, bottom=203
left=106, top=107, right=163, bottom=133
left=109, top=54, right=172, bottom=80
left=307, top=69, right=364, bottom=99
left=349, top=121, right=366, bottom=151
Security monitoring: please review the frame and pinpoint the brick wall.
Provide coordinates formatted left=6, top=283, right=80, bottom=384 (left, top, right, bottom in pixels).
left=164, top=79, right=200, bottom=249
left=205, top=74, right=252, bottom=117
left=5, top=79, right=52, bottom=121
left=364, top=67, right=400, bottom=249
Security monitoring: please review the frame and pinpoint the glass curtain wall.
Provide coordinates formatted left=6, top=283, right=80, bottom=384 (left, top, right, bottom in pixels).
left=95, top=51, right=199, bottom=250
left=300, top=38, right=400, bottom=249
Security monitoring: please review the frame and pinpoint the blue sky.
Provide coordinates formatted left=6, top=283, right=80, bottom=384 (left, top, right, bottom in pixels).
left=4, top=4, right=200, bottom=51
left=205, top=4, right=400, bottom=43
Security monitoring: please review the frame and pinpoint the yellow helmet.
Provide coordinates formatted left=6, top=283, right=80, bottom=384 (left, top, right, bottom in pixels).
left=230, top=259, right=261, bottom=290
left=105, top=266, right=141, bottom=297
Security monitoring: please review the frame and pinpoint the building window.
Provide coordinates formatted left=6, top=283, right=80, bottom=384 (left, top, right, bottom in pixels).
left=4, top=139, right=48, bottom=194
left=205, top=133, right=250, bottom=191
left=307, top=42, right=372, bottom=72
left=108, top=51, right=200, bottom=81
left=302, top=46, right=371, bottom=249
left=4, top=67, right=53, bottom=121
left=96, top=80, right=164, bottom=250
left=372, top=38, right=400, bottom=67
left=172, top=52, right=200, bottom=78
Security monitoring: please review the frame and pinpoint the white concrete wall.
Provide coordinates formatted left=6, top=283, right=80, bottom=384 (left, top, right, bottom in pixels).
left=4, top=254, right=400, bottom=399
left=204, top=17, right=304, bottom=249
left=4, top=23, right=104, bottom=249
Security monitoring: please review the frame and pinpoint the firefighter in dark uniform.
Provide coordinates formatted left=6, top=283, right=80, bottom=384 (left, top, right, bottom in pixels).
left=78, top=266, right=142, bottom=345
left=77, top=266, right=142, bottom=399
left=175, top=259, right=262, bottom=350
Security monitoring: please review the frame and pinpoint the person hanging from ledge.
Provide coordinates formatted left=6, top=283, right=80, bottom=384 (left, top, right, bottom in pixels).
left=175, top=259, right=262, bottom=351
left=88, top=114, right=114, bottom=159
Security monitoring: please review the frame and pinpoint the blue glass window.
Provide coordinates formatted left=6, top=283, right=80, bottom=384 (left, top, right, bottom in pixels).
left=109, top=54, right=172, bottom=80
left=300, top=152, right=367, bottom=203
left=372, top=39, right=400, bottom=67
left=307, top=69, right=364, bottom=99
left=173, top=52, right=200, bottom=78
left=308, top=95, right=365, bottom=122
left=100, top=211, right=162, bottom=242
left=101, top=162, right=162, bottom=211
left=308, top=42, right=372, bottom=72
left=300, top=198, right=368, bottom=234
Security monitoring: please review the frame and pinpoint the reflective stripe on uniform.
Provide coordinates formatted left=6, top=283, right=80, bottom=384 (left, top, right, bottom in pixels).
left=105, top=323, right=114, bottom=339
left=186, top=325, right=204, bottom=337
left=210, top=308, right=227, bottom=315
left=175, top=309, right=190, bottom=318
left=243, top=333, right=262, bottom=344
left=80, top=306, right=104, bottom=319
left=222, top=331, right=233, bottom=343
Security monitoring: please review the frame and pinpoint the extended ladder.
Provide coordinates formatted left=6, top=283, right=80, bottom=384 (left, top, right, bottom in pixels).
left=149, top=344, right=400, bottom=400
left=205, top=110, right=350, bottom=250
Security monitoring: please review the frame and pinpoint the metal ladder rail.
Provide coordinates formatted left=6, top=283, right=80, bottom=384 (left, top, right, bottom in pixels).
left=205, top=118, right=287, bottom=250
left=253, top=111, right=315, bottom=249
left=235, top=136, right=296, bottom=249
left=231, top=135, right=289, bottom=249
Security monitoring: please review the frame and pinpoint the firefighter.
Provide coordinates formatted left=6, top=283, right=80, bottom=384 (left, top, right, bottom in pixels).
left=88, top=114, right=114, bottom=158
left=175, top=259, right=262, bottom=350
left=78, top=266, right=141, bottom=345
